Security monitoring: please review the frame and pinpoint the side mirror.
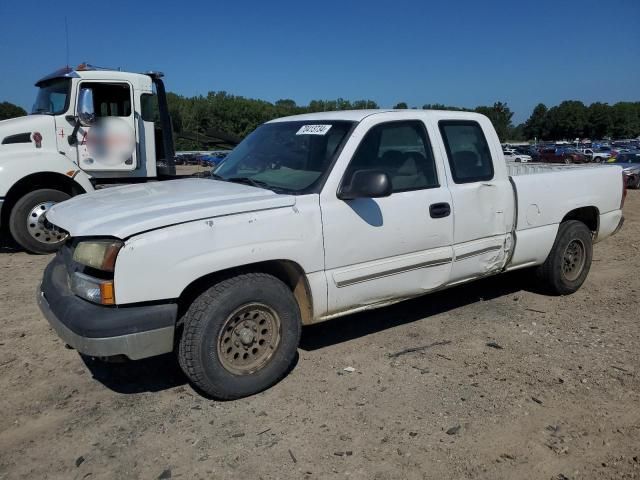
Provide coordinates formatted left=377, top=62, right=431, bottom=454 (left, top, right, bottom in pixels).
left=77, top=88, right=96, bottom=126
left=338, top=169, right=392, bottom=200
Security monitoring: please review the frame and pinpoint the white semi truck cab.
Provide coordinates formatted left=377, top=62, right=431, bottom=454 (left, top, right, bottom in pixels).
left=0, top=64, right=176, bottom=253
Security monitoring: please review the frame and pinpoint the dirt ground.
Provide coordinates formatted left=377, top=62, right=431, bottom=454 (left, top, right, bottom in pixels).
left=1, top=192, right=639, bottom=480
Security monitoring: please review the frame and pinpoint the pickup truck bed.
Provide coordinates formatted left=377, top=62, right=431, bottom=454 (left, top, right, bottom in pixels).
left=506, top=162, right=623, bottom=272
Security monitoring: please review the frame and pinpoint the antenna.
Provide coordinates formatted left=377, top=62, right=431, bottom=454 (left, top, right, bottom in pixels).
left=64, top=17, right=70, bottom=67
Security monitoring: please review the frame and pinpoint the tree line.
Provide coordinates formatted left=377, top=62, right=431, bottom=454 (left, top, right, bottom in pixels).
left=166, top=93, right=522, bottom=149
left=0, top=101, right=27, bottom=121
left=522, top=101, right=640, bottom=141
left=2, top=94, right=638, bottom=147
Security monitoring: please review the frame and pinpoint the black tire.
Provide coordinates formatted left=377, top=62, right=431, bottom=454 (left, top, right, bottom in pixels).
left=8, top=189, right=70, bottom=254
left=593, top=156, right=602, bottom=163
left=178, top=272, right=301, bottom=400
left=536, top=220, right=593, bottom=295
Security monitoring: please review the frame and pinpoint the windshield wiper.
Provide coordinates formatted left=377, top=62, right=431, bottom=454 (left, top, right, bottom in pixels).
left=226, top=176, right=285, bottom=193
left=209, top=174, right=286, bottom=193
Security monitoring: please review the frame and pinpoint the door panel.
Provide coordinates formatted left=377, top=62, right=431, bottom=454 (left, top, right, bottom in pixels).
left=323, top=190, right=454, bottom=314
left=435, top=119, right=514, bottom=283
left=321, top=119, right=454, bottom=316
left=61, top=81, right=138, bottom=172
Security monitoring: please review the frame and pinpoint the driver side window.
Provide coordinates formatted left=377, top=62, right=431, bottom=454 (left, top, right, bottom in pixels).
left=79, top=82, right=132, bottom=117
left=343, top=121, right=439, bottom=193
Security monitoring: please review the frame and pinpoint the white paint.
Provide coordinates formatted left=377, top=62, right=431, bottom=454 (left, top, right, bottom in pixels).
left=47, top=178, right=295, bottom=239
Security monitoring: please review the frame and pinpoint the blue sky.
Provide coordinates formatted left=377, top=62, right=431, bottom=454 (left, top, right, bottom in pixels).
left=1, top=0, right=638, bottom=123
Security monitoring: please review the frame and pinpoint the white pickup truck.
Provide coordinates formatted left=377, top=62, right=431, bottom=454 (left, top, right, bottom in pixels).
left=38, top=110, right=625, bottom=399
left=580, top=148, right=612, bottom=163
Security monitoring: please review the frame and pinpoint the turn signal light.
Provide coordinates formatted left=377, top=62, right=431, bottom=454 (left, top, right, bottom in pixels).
left=100, top=282, right=115, bottom=305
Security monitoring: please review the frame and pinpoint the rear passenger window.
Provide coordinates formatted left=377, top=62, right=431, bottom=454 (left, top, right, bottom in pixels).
left=439, top=121, right=494, bottom=183
left=344, top=121, right=439, bottom=193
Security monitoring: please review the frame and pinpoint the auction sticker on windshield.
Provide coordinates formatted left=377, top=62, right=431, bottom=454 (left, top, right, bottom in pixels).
left=296, top=125, right=332, bottom=135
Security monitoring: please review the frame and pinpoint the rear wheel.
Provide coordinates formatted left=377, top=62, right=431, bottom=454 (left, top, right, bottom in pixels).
left=9, top=189, right=70, bottom=254
left=178, top=273, right=301, bottom=399
left=593, top=156, right=602, bottom=163
left=536, top=220, right=593, bottom=295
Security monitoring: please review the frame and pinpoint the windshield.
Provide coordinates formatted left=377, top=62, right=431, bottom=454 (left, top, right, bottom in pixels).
left=214, top=121, right=353, bottom=193
left=32, top=78, right=71, bottom=115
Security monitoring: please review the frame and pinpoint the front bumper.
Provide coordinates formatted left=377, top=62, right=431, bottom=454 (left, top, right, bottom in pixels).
left=37, top=254, right=178, bottom=360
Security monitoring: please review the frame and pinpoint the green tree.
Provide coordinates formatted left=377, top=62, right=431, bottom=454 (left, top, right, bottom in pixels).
left=586, top=102, right=611, bottom=139
left=352, top=100, right=379, bottom=109
left=610, top=102, right=640, bottom=138
left=475, top=102, right=514, bottom=141
left=422, top=103, right=469, bottom=111
left=523, top=103, right=548, bottom=140
left=393, top=102, right=408, bottom=109
left=0, top=101, right=27, bottom=120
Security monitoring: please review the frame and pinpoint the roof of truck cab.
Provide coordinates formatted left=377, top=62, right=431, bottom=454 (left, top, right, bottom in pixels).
left=35, top=65, right=152, bottom=86
left=267, top=109, right=487, bottom=123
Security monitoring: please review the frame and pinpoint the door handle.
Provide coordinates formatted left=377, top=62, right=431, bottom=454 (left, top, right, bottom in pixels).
left=429, top=202, right=451, bottom=218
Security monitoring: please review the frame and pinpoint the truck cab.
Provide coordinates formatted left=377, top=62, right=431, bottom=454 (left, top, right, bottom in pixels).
left=0, top=64, right=175, bottom=253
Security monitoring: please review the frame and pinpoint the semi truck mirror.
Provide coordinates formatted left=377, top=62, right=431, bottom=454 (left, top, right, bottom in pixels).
left=77, top=88, right=96, bottom=127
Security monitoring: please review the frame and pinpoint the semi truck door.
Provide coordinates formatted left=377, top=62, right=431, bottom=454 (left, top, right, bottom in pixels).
left=60, top=81, right=138, bottom=172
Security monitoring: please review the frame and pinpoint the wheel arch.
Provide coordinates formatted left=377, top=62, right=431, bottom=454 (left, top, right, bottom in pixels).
left=1, top=172, right=87, bottom=229
left=177, top=259, right=314, bottom=325
left=561, top=206, right=599, bottom=234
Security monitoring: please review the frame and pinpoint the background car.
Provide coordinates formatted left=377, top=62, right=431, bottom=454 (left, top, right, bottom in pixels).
left=538, top=147, right=589, bottom=164
left=503, top=149, right=532, bottom=162
left=611, top=152, right=640, bottom=189
left=516, top=146, right=540, bottom=161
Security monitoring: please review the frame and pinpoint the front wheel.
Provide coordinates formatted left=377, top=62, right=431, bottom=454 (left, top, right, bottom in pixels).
left=536, top=220, right=593, bottom=295
left=178, top=273, right=301, bottom=399
left=8, top=189, right=70, bottom=254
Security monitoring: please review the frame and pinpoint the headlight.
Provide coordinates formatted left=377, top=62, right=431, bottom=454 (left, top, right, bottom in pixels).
left=73, top=239, right=123, bottom=272
left=70, top=272, right=115, bottom=305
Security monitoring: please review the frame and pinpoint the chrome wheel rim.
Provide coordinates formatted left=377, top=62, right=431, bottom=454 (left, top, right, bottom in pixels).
left=217, top=303, right=281, bottom=375
left=562, top=239, right=586, bottom=281
left=26, top=202, right=67, bottom=245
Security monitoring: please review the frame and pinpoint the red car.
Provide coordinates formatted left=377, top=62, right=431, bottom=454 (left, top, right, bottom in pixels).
left=538, top=147, right=590, bottom=164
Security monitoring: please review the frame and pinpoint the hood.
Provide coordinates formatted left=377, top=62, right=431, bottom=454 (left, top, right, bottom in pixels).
left=0, top=115, right=56, bottom=148
left=46, top=178, right=296, bottom=238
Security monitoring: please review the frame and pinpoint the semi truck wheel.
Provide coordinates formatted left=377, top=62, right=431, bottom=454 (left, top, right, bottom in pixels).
left=178, top=272, right=301, bottom=399
left=9, top=189, right=70, bottom=254
left=536, top=220, right=592, bottom=295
